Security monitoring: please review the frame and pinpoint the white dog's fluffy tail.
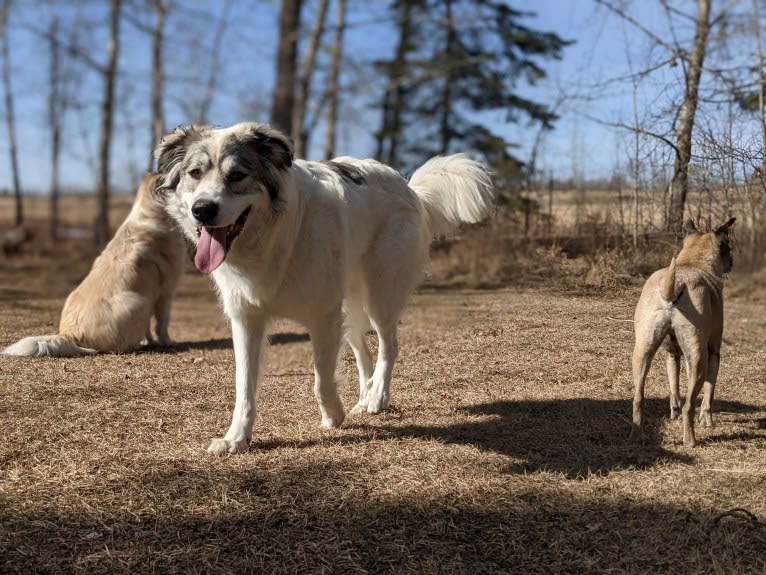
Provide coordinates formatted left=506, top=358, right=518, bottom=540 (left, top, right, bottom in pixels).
left=409, top=153, right=495, bottom=236
left=2, top=335, right=97, bottom=357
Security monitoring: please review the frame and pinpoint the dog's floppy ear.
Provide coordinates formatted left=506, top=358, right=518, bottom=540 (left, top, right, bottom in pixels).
left=234, top=123, right=294, bottom=201
left=683, top=218, right=700, bottom=235
left=154, top=125, right=211, bottom=190
left=238, top=123, right=294, bottom=171
left=714, top=217, right=736, bottom=235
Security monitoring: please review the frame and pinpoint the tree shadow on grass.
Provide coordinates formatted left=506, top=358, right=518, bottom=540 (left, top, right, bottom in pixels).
left=3, top=458, right=765, bottom=574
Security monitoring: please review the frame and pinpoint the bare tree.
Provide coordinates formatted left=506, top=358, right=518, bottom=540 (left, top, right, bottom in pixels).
left=271, top=0, right=303, bottom=135
left=47, top=4, right=60, bottom=239
left=438, top=0, right=455, bottom=155
left=196, top=2, right=230, bottom=125
left=375, top=0, right=418, bottom=167
left=667, top=0, right=712, bottom=233
left=94, top=0, right=122, bottom=247
left=150, top=0, right=169, bottom=168
left=751, top=0, right=766, bottom=184
left=293, top=0, right=329, bottom=158
left=623, top=20, right=642, bottom=247
left=323, top=0, right=346, bottom=160
left=1, top=0, right=22, bottom=227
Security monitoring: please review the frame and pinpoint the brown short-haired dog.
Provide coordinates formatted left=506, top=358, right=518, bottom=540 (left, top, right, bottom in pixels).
left=2, top=174, right=185, bottom=357
left=631, top=217, right=736, bottom=447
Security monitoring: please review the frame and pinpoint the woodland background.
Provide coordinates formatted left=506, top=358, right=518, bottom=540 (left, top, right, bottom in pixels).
left=2, top=3, right=766, bottom=572
left=1, top=0, right=765, bottom=266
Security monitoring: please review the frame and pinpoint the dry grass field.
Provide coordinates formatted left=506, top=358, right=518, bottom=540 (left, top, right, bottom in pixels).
left=1, top=194, right=765, bottom=573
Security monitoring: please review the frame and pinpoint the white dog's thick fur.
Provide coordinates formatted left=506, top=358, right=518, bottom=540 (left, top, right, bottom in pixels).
left=155, top=122, right=495, bottom=455
left=2, top=174, right=185, bottom=357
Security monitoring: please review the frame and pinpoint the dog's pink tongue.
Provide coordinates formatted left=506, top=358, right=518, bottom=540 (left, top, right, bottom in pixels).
left=194, top=227, right=227, bottom=275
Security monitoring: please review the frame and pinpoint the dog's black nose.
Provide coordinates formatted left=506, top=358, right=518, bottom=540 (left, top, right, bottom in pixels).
left=191, top=200, right=219, bottom=225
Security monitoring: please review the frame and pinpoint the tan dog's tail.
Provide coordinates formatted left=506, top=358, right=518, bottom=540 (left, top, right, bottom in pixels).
left=661, top=257, right=679, bottom=303
left=2, top=335, right=97, bottom=357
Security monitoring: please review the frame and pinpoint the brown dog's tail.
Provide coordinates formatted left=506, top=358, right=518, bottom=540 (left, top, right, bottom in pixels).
left=661, top=257, right=679, bottom=303
left=2, top=334, right=97, bottom=357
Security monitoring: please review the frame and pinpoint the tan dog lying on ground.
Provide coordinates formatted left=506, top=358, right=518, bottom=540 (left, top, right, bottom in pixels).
left=631, top=217, right=736, bottom=447
left=2, top=173, right=185, bottom=357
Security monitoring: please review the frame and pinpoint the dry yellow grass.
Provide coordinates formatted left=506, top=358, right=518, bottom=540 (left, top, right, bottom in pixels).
left=1, top=195, right=765, bottom=573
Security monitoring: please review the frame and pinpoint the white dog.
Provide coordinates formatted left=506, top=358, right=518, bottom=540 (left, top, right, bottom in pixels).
left=155, top=122, right=495, bottom=455
left=3, top=174, right=185, bottom=357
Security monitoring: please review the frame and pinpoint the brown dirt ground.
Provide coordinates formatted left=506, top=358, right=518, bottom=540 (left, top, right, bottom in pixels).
left=1, top=203, right=765, bottom=573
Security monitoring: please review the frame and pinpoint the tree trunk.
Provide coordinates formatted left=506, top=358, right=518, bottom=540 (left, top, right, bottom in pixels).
left=323, top=0, right=346, bottom=160
left=439, top=0, right=456, bottom=155
left=1, top=0, right=22, bottom=227
left=666, top=0, right=711, bottom=234
left=375, top=1, right=414, bottom=167
left=752, top=0, right=766, bottom=253
left=149, top=0, right=168, bottom=171
left=95, top=0, right=121, bottom=247
left=271, top=0, right=302, bottom=135
left=197, top=2, right=228, bottom=125
left=48, top=9, right=61, bottom=240
left=293, top=0, right=329, bottom=158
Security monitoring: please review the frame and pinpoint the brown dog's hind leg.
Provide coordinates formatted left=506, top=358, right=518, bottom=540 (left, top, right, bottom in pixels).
left=631, top=337, right=662, bottom=441
left=699, top=352, right=719, bottom=428
left=666, top=350, right=681, bottom=419
left=681, top=351, right=708, bottom=447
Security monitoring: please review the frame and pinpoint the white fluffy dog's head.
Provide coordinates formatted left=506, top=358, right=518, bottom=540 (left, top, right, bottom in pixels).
left=154, top=122, right=293, bottom=274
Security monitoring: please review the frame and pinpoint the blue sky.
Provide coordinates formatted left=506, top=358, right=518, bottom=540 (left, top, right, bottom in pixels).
left=0, top=1, right=738, bottom=195
left=514, top=0, right=681, bottom=182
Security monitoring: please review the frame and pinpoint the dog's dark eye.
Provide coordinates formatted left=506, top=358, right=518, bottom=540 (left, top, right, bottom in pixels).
left=228, top=171, right=247, bottom=183
left=188, top=168, right=202, bottom=180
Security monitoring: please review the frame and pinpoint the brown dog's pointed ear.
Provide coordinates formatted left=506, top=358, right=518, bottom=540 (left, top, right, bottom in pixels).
left=714, top=217, right=736, bottom=235
left=154, top=125, right=211, bottom=189
left=683, top=218, right=699, bottom=235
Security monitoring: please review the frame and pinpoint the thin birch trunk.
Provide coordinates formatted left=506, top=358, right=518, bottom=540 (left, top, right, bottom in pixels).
left=271, top=0, right=302, bottom=135
left=323, top=0, right=345, bottom=160
left=293, top=0, right=329, bottom=158
left=149, top=0, right=168, bottom=170
left=94, top=0, right=121, bottom=247
left=666, top=0, right=711, bottom=233
left=48, top=9, right=61, bottom=239
left=1, top=0, right=22, bottom=226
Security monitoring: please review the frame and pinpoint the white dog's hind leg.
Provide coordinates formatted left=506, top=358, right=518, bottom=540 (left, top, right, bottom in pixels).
left=365, top=321, right=398, bottom=414
left=345, top=302, right=374, bottom=415
left=208, top=314, right=266, bottom=455
left=309, top=310, right=345, bottom=429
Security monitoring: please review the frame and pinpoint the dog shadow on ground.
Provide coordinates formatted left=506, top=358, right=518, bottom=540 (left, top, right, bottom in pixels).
left=170, top=339, right=232, bottom=352
left=172, top=332, right=310, bottom=352
left=377, top=397, right=763, bottom=477
left=316, top=398, right=762, bottom=478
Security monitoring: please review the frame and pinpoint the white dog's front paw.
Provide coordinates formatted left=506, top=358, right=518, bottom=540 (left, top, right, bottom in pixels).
left=207, top=437, right=249, bottom=455
left=350, top=401, right=367, bottom=415
left=318, top=395, right=345, bottom=429
left=366, top=391, right=390, bottom=414
left=320, top=408, right=345, bottom=429
left=351, top=392, right=389, bottom=415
